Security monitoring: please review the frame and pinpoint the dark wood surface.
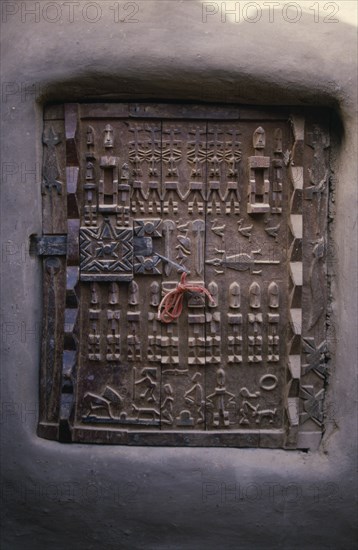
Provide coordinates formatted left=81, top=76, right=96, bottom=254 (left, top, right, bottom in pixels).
left=37, top=103, right=330, bottom=447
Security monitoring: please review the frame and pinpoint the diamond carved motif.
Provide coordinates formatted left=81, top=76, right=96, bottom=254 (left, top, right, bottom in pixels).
left=80, top=218, right=133, bottom=281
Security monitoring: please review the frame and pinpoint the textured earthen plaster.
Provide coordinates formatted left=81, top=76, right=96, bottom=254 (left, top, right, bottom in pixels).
left=0, top=1, right=357, bottom=548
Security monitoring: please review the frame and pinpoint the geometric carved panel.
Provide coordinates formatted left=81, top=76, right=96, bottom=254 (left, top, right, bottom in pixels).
left=80, top=218, right=133, bottom=281
left=37, top=103, right=330, bottom=449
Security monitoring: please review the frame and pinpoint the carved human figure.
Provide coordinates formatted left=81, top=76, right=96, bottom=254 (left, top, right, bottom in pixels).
left=184, top=372, right=205, bottom=424
left=150, top=281, right=161, bottom=307
left=121, top=162, right=130, bottom=181
left=229, top=282, right=240, bottom=308
left=90, top=283, right=99, bottom=309
left=42, top=126, right=62, bottom=194
left=134, top=368, right=157, bottom=403
left=206, top=368, right=235, bottom=427
left=274, top=128, right=282, bottom=153
left=161, top=384, right=174, bottom=425
left=87, top=126, right=95, bottom=146
left=108, top=282, right=119, bottom=305
left=249, top=282, right=261, bottom=308
left=268, top=282, right=279, bottom=308
left=86, top=161, right=95, bottom=180
left=104, top=124, right=114, bottom=148
left=208, top=281, right=218, bottom=308
left=128, top=280, right=139, bottom=306
left=308, top=238, right=325, bottom=329
left=253, top=126, right=265, bottom=150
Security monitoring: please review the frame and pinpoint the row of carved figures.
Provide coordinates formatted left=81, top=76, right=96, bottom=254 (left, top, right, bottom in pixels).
left=81, top=123, right=283, bottom=217
left=83, top=366, right=279, bottom=429
left=90, top=280, right=280, bottom=309
left=85, top=123, right=282, bottom=160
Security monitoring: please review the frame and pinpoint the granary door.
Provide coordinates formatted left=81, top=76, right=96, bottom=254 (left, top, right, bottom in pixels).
left=36, top=103, right=330, bottom=448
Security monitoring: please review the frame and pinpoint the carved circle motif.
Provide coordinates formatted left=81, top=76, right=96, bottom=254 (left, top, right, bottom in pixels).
left=259, top=374, right=278, bottom=391
left=103, top=244, right=114, bottom=255
left=145, top=222, right=155, bottom=234
left=144, top=258, right=154, bottom=271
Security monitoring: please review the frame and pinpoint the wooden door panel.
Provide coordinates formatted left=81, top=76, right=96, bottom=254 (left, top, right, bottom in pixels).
left=36, top=104, right=330, bottom=448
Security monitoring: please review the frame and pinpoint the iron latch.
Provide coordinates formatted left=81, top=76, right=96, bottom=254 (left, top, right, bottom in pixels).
left=30, top=235, right=67, bottom=256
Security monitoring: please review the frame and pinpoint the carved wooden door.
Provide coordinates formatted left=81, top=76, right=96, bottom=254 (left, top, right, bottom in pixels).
left=37, top=104, right=330, bottom=448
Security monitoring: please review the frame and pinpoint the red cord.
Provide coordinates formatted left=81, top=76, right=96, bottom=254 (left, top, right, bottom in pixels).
left=158, top=272, right=216, bottom=323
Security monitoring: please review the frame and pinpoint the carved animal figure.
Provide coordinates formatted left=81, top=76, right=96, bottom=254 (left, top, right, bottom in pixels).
left=264, top=218, right=281, bottom=240
left=132, top=404, right=160, bottom=421
left=237, top=219, right=253, bottom=239
left=211, top=219, right=226, bottom=239
left=84, top=386, right=123, bottom=419
left=252, top=405, right=277, bottom=424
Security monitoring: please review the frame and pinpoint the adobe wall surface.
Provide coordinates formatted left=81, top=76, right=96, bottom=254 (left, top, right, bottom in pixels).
left=0, top=1, right=357, bottom=549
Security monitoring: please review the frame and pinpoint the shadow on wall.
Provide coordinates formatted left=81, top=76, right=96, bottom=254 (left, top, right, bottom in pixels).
left=29, top=2, right=357, bottom=113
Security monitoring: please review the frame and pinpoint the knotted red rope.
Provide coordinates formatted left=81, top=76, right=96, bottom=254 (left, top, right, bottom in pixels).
left=158, top=272, right=216, bottom=323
